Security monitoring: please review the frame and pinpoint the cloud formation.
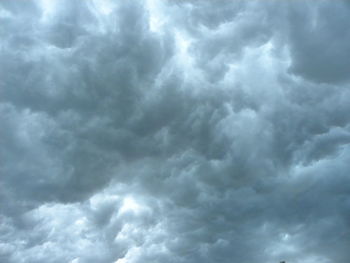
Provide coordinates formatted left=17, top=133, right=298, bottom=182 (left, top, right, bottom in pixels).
left=1, top=1, right=350, bottom=263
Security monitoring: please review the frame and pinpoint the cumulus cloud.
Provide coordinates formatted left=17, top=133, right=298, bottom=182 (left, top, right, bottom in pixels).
left=1, top=0, right=350, bottom=263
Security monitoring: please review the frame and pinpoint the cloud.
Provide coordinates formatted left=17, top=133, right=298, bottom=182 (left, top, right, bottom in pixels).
left=1, top=0, right=350, bottom=263
left=287, top=1, right=350, bottom=84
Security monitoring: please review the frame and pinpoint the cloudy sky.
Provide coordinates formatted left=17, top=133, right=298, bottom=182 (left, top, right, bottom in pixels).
left=1, top=0, right=350, bottom=262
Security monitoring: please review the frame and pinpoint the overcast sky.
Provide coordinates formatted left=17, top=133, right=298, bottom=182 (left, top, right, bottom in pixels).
left=1, top=1, right=350, bottom=263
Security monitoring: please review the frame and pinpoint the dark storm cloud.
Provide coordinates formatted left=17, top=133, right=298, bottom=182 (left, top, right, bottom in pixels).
left=1, top=1, right=350, bottom=263
left=287, top=1, right=350, bottom=84
left=1, top=0, right=175, bottom=203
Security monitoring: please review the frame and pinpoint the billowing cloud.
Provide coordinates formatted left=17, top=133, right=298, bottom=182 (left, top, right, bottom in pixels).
left=1, top=1, right=350, bottom=263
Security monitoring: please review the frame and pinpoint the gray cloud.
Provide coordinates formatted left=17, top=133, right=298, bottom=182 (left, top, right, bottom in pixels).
left=1, top=1, right=350, bottom=263
left=287, top=1, right=350, bottom=84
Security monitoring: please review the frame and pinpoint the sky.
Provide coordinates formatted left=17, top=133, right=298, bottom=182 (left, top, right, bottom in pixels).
left=1, top=0, right=350, bottom=263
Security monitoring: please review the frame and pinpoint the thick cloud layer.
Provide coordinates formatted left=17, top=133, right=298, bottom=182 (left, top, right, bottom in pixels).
left=1, top=1, right=350, bottom=263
